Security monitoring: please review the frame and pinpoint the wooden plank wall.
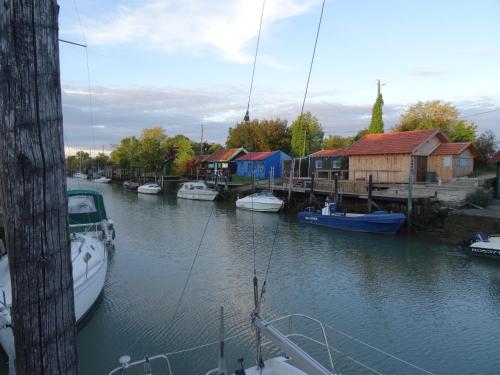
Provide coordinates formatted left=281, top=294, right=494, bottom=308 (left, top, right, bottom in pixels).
left=348, top=154, right=410, bottom=183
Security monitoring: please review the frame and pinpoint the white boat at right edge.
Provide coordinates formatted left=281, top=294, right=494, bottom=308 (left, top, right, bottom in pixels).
left=236, top=192, right=284, bottom=213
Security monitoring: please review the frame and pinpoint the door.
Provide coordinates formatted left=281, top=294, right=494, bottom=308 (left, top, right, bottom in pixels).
left=414, top=156, right=427, bottom=182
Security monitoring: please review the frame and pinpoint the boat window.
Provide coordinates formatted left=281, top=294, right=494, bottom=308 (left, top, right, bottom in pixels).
left=68, top=195, right=97, bottom=214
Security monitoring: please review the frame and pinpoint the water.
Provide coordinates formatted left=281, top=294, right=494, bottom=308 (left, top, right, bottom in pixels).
left=2, top=178, right=500, bottom=374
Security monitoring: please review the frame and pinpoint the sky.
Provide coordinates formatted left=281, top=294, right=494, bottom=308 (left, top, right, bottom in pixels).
left=58, top=0, right=500, bottom=154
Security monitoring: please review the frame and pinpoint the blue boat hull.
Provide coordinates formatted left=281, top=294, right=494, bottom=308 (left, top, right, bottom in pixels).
left=297, top=211, right=406, bottom=234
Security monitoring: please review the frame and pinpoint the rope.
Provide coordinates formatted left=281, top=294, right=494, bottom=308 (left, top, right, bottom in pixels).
left=259, top=217, right=280, bottom=305
left=245, top=0, right=266, bottom=120
left=325, top=323, right=438, bottom=375
left=164, top=207, right=215, bottom=337
left=298, top=0, right=327, bottom=157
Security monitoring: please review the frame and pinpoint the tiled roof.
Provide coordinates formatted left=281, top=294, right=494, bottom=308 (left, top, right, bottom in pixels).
left=345, top=129, right=444, bottom=156
left=310, top=149, right=345, bottom=158
left=489, top=151, right=500, bottom=163
left=235, top=151, right=276, bottom=161
left=205, top=148, right=245, bottom=162
left=196, top=154, right=210, bottom=162
left=431, top=143, right=471, bottom=156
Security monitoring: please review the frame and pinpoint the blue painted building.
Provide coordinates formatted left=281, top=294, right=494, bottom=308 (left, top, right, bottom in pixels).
left=235, top=151, right=291, bottom=179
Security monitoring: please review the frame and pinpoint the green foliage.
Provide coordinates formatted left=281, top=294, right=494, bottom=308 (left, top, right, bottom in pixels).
left=208, top=143, right=223, bottom=154
left=467, top=164, right=496, bottom=177
left=354, top=128, right=368, bottom=141
left=368, top=93, right=384, bottom=134
left=110, top=136, right=141, bottom=170
left=394, top=100, right=477, bottom=141
left=322, top=135, right=354, bottom=149
left=475, top=130, right=497, bottom=160
left=226, top=118, right=290, bottom=153
left=167, top=136, right=195, bottom=174
left=141, top=127, right=167, bottom=142
left=290, top=112, right=324, bottom=157
left=466, top=188, right=492, bottom=207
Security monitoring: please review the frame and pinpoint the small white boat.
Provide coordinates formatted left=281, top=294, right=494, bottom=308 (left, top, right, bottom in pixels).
left=0, top=190, right=114, bottom=374
left=236, top=192, right=284, bottom=212
left=177, top=181, right=218, bottom=201
left=73, top=171, right=87, bottom=179
left=138, top=183, right=162, bottom=194
left=94, top=176, right=112, bottom=183
left=464, top=232, right=500, bottom=260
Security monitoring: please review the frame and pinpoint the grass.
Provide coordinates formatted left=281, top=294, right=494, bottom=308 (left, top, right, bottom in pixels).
left=466, top=188, right=492, bottom=207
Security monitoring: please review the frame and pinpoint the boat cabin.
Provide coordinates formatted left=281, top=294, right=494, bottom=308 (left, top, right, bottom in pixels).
left=68, top=190, right=109, bottom=232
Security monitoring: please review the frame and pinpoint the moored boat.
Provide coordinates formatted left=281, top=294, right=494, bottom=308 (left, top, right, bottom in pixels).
left=463, top=232, right=500, bottom=260
left=123, top=180, right=140, bottom=190
left=94, top=176, right=112, bottom=183
left=73, top=171, right=87, bottom=179
left=177, top=181, right=218, bottom=201
left=236, top=191, right=284, bottom=212
left=0, top=189, right=113, bottom=374
left=138, top=183, right=162, bottom=194
left=298, top=201, right=406, bottom=234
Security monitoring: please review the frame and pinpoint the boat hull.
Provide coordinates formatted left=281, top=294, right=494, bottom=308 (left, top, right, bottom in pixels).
left=468, top=237, right=500, bottom=260
left=297, top=211, right=406, bottom=234
left=236, top=200, right=283, bottom=212
left=177, top=190, right=218, bottom=201
left=138, top=187, right=161, bottom=194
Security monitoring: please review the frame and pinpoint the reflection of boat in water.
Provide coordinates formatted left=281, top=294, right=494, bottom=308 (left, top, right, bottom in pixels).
left=123, top=181, right=140, bottom=190
left=177, top=181, right=218, bottom=201
left=138, top=183, right=162, bottom=194
left=236, top=192, right=284, bottom=212
left=94, top=176, right=112, bottom=183
left=0, top=190, right=114, bottom=374
left=463, top=232, right=500, bottom=260
left=298, top=201, right=406, bottom=234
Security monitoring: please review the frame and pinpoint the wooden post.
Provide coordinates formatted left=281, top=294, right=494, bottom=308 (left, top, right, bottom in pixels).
left=496, top=163, right=500, bottom=198
left=368, top=174, right=373, bottom=213
left=0, top=1, right=79, bottom=374
left=288, top=159, right=295, bottom=202
left=408, top=169, right=414, bottom=219
left=334, top=173, right=339, bottom=205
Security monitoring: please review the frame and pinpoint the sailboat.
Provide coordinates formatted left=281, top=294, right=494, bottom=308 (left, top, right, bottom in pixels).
left=0, top=189, right=114, bottom=374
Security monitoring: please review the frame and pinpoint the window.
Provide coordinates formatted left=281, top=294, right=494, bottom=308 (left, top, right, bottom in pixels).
left=442, top=156, right=452, bottom=167
left=331, top=159, right=340, bottom=169
left=315, top=159, right=323, bottom=169
left=68, top=196, right=96, bottom=214
left=459, top=158, right=468, bottom=167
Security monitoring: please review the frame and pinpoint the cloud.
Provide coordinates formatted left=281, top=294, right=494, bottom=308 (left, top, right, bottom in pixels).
left=83, top=0, right=320, bottom=63
left=62, top=84, right=500, bottom=152
left=412, top=69, right=447, bottom=77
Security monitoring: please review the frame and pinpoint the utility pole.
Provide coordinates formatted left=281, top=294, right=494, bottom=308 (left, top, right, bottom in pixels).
left=0, top=1, right=79, bottom=374
left=200, top=124, right=204, bottom=155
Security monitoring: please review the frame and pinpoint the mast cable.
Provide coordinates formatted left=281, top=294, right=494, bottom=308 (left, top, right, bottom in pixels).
left=244, top=0, right=266, bottom=121
left=259, top=217, right=280, bottom=305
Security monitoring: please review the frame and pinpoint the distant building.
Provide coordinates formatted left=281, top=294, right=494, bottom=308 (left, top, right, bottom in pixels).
left=235, top=151, right=291, bottom=179
left=204, top=147, right=247, bottom=176
left=489, top=151, right=500, bottom=198
left=345, top=129, right=481, bottom=183
left=309, top=149, right=347, bottom=180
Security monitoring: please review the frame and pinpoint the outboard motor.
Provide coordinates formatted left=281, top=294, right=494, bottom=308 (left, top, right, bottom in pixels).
left=462, top=232, right=489, bottom=247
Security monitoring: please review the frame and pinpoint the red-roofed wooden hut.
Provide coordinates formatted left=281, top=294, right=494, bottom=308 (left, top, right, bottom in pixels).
left=309, top=149, right=347, bottom=180
left=490, top=151, right=500, bottom=197
left=428, top=142, right=481, bottom=180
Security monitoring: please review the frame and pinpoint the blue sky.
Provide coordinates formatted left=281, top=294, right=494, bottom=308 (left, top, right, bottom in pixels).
left=58, top=0, right=500, bottom=153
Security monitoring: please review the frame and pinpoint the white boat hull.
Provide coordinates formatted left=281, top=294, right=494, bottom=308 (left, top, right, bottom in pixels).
left=94, top=177, right=112, bottom=183
left=469, top=236, right=500, bottom=259
left=138, top=187, right=162, bottom=194
left=0, top=234, right=108, bottom=372
left=177, top=190, right=218, bottom=201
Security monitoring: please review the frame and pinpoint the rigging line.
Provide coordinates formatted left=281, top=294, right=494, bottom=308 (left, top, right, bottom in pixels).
left=324, top=323, right=437, bottom=375
left=72, top=0, right=96, bottom=159
left=298, top=0, right=327, bottom=156
left=245, top=0, right=266, bottom=118
left=259, top=216, right=280, bottom=305
left=165, top=206, right=215, bottom=337
left=461, top=107, right=500, bottom=118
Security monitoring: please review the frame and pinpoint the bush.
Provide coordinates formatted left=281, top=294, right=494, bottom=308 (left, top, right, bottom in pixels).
left=466, top=188, right=492, bottom=207
left=468, top=164, right=495, bottom=177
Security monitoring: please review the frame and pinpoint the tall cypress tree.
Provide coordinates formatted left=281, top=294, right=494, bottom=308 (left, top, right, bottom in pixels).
left=368, top=80, right=384, bottom=134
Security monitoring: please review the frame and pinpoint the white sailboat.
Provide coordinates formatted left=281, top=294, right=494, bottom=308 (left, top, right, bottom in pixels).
left=73, top=171, right=87, bottom=179
left=236, top=192, right=284, bottom=212
left=0, top=190, right=114, bottom=374
left=177, top=181, right=218, bottom=201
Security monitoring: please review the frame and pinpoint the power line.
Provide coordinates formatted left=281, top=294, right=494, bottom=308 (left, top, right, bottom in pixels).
left=461, top=107, right=500, bottom=118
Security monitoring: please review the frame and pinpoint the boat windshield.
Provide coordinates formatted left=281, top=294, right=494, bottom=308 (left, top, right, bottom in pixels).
left=68, top=195, right=97, bottom=214
left=251, top=192, right=274, bottom=198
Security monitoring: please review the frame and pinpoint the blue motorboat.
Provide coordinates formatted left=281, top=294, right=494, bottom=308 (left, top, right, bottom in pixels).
left=298, top=201, right=406, bottom=234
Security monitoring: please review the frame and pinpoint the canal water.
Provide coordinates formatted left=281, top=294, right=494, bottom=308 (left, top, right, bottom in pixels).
left=2, top=178, right=500, bottom=374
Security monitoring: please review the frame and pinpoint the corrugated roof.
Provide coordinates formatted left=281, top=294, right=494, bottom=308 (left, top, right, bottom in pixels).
left=310, top=149, right=345, bottom=158
left=431, top=143, right=471, bottom=156
left=345, top=129, right=444, bottom=156
left=205, top=148, right=245, bottom=162
left=235, top=151, right=277, bottom=161
left=489, top=151, right=500, bottom=163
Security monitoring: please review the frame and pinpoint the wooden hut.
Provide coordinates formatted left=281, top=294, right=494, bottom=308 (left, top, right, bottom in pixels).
left=490, top=151, right=500, bottom=198
left=204, top=147, right=247, bottom=177
left=309, top=149, right=347, bottom=180
left=235, top=151, right=291, bottom=179
left=428, top=143, right=481, bottom=180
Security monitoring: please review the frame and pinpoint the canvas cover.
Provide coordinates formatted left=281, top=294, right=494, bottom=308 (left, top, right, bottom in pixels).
left=68, top=190, right=108, bottom=225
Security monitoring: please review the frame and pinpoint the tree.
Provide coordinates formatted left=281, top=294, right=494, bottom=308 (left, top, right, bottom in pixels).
left=368, top=80, right=384, bottom=134
left=290, top=112, right=324, bottom=156
left=0, top=1, right=79, bottom=373
left=164, top=135, right=196, bottom=174
left=226, top=119, right=291, bottom=152
left=475, top=130, right=497, bottom=159
left=394, top=100, right=477, bottom=141
left=208, top=143, right=223, bottom=154
left=137, top=137, right=164, bottom=172
left=322, top=135, right=355, bottom=149
left=110, top=136, right=141, bottom=170
left=141, top=126, right=167, bottom=143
